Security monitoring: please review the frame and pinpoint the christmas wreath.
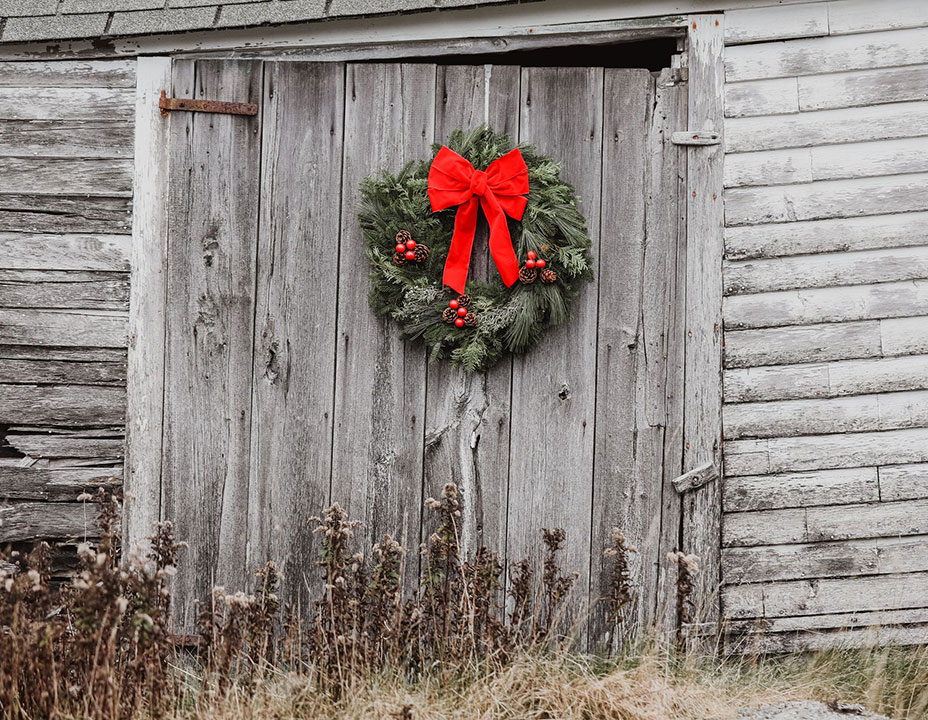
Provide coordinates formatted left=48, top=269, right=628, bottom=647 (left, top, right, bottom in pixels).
left=361, top=126, right=594, bottom=372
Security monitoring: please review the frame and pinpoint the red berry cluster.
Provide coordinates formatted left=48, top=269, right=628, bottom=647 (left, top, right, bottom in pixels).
left=395, top=237, right=417, bottom=260
left=523, top=250, right=546, bottom=269
left=448, top=298, right=468, bottom=328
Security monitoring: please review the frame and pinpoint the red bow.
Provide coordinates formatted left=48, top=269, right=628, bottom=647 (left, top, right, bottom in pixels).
left=427, top=146, right=529, bottom=294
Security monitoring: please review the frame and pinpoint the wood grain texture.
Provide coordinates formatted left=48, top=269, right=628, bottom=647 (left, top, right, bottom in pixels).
left=881, top=316, right=928, bottom=356
left=0, top=233, right=130, bottom=271
left=0, top=60, right=136, bottom=87
left=0, top=269, right=128, bottom=310
left=724, top=467, right=880, bottom=513
left=160, top=60, right=263, bottom=629
left=245, top=62, right=344, bottom=611
left=724, top=4, right=827, bottom=45
left=799, top=64, right=928, bottom=112
left=0, top=502, right=100, bottom=543
left=725, top=211, right=928, bottom=260
left=724, top=321, right=883, bottom=369
left=422, top=64, right=519, bottom=561
left=331, top=63, right=433, bottom=590
left=0, top=120, right=135, bottom=158
left=0, top=157, right=132, bottom=197
left=0, top=308, right=128, bottom=348
left=825, top=0, right=928, bottom=36
left=681, top=14, right=725, bottom=637
left=0, top=195, right=131, bottom=235
left=0, top=88, right=134, bottom=121
left=724, top=77, right=799, bottom=119
left=726, top=621, right=928, bottom=655
left=0, top=384, right=125, bottom=427
left=880, top=463, right=928, bottom=502
left=125, top=56, right=171, bottom=555
left=508, top=65, right=603, bottom=627
left=0, top=466, right=120, bottom=502
left=0, top=355, right=125, bottom=386
left=724, top=428, right=928, bottom=477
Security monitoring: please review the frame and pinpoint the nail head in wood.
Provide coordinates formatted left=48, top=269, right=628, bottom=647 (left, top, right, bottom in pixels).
left=671, top=129, right=721, bottom=146
left=673, top=461, right=719, bottom=493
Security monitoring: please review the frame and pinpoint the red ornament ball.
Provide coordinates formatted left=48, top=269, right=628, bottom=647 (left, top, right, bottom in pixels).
left=405, top=250, right=416, bottom=260
left=525, top=258, right=536, bottom=269
left=405, top=239, right=417, bottom=250
left=395, top=243, right=406, bottom=254
left=449, top=299, right=459, bottom=310
left=454, top=318, right=465, bottom=328
left=527, top=250, right=537, bottom=260
left=536, top=259, right=546, bottom=269
left=457, top=307, right=467, bottom=317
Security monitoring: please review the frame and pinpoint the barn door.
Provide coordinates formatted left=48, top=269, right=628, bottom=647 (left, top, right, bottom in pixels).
left=128, top=55, right=702, bottom=638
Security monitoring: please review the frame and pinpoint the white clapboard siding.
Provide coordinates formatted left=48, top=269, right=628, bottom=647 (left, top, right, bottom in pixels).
left=724, top=321, right=883, bottom=369
left=725, top=137, right=928, bottom=188
left=724, top=467, right=879, bottom=512
left=724, top=390, right=928, bottom=439
left=725, top=172, right=928, bottom=226
left=0, top=158, right=133, bottom=198
left=724, top=499, right=928, bottom=547
left=724, top=428, right=928, bottom=477
left=725, top=101, right=928, bottom=153
left=799, top=64, right=928, bottom=111
left=724, top=281, right=928, bottom=330
left=725, top=26, right=928, bottom=82
left=880, top=463, right=928, bottom=502
left=723, top=571, right=928, bottom=620
left=0, top=88, right=134, bottom=121
left=724, top=4, right=827, bottom=45
left=0, top=233, right=131, bottom=272
left=881, top=316, right=928, bottom=356
left=828, top=0, right=928, bottom=36
left=724, top=246, right=928, bottom=295
left=723, top=534, right=928, bottom=584
left=724, top=77, right=799, bottom=118
left=725, top=211, right=928, bottom=260
left=725, top=354, right=928, bottom=403
left=0, top=60, right=136, bottom=88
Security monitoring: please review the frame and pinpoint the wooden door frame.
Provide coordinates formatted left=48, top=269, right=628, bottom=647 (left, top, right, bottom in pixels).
left=125, top=16, right=725, bottom=638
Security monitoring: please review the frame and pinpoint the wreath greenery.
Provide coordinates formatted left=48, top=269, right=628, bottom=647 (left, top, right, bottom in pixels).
left=360, top=126, right=594, bottom=373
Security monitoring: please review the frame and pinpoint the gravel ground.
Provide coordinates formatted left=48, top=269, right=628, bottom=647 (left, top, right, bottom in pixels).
left=734, top=701, right=892, bottom=720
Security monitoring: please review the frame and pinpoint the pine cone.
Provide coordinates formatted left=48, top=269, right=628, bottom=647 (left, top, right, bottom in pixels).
left=518, top=265, right=537, bottom=284
left=392, top=251, right=408, bottom=267
left=540, top=268, right=557, bottom=284
left=414, top=244, right=430, bottom=262
left=457, top=294, right=471, bottom=308
left=396, top=229, right=412, bottom=244
left=463, top=312, right=478, bottom=328
left=442, top=307, right=457, bottom=324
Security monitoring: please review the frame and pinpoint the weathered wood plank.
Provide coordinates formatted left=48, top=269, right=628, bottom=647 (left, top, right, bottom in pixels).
left=508, top=65, right=604, bottom=628
left=725, top=390, right=928, bottom=440
left=0, top=384, right=125, bottom=426
left=725, top=211, right=928, bottom=260
left=0, top=60, right=136, bottom=87
left=0, top=502, right=100, bottom=542
left=725, top=101, right=928, bottom=153
left=724, top=467, right=879, bottom=513
left=725, top=137, right=928, bottom=188
left=724, top=281, right=928, bottom=330
left=724, top=498, right=928, bottom=548
left=724, top=4, right=827, bottom=45
left=0, top=88, right=134, bottom=121
left=0, top=308, right=128, bottom=348
left=422, top=64, right=519, bottom=563
left=5, top=433, right=123, bottom=461
left=0, top=195, right=131, bottom=235
left=828, top=0, right=928, bottom=36
left=0, top=466, right=120, bottom=502
left=0, top=120, right=135, bottom=158
left=0, top=269, right=128, bottom=310
left=724, top=428, right=928, bottom=477
left=726, top=173, right=928, bottom=226
left=725, top=27, right=928, bottom=82
left=727, top=607, right=928, bottom=635
left=245, top=62, right=344, bottom=611
left=124, top=55, right=171, bottom=556
left=799, top=64, right=928, bottom=112
left=724, top=77, right=798, bottom=119
left=723, top=535, right=928, bottom=585
left=723, top=571, right=928, bottom=620
left=880, top=463, right=928, bottom=502
left=724, top=246, right=928, bottom=296
left=0, top=356, right=125, bottom=385
left=0, top=345, right=125, bottom=362
left=681, top=14, right=725, bottom=642
left=161, top=60, right=263, bottom=629
left=0, top=157, right=132, bottom=197
left=727, top=621, right=928, bottom=655
left=331, top=63, right=433, bottom=591
left=0, top=233, right=130, bottom=271
left=724, top=321, right=882, bottom=369
left=882, top=316, right=928, bottom=356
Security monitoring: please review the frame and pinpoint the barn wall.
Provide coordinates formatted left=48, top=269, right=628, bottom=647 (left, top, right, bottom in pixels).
left=0, top=61, right=135, bottom=557
left=720, top=0, right=928, bottom=651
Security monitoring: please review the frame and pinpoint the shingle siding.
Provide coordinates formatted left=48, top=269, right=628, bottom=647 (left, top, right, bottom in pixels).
left=107, top=6, right=218, bottom=35
left=2, top=12, right=110, bottom=41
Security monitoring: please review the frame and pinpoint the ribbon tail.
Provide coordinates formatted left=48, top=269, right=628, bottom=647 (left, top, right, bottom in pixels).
left=482, top=191, right=520, bottom=287
left=442, top=197, right=479, bottom=294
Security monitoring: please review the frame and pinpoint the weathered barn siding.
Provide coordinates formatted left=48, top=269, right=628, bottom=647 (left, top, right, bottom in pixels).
left=0, top=61, right=135, bottom=552
left=721, top=0, right=928, bottom=651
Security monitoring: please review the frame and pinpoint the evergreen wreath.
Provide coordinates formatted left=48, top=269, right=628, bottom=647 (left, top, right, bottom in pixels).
left=360, top=126, right=594, bottom=372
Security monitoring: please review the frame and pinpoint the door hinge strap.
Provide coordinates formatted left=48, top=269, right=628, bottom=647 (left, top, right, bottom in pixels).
left=159, top=90, right=258, bottom=117
left=671, top=129, right=720, bottom=146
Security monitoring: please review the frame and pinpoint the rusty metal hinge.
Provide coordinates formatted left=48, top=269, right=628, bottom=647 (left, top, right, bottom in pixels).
left=159, top=90, right=258, bottom=117
left=671, top=129, right=720, bottom=146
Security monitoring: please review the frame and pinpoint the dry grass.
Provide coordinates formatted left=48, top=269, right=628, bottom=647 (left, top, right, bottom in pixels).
left=2, top=486, right=928, bottom=720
